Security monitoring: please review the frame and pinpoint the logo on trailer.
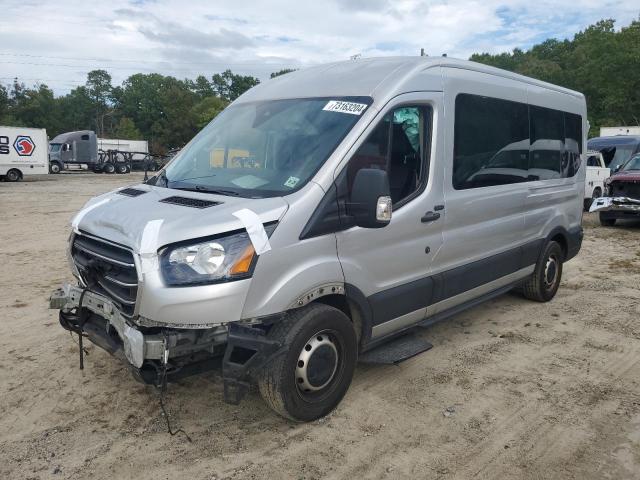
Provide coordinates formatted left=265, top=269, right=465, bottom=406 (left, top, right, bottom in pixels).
left=13, top=135, right=35, bottom=156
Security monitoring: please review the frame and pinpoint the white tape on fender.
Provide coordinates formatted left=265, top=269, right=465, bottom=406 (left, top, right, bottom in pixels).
left=71, top=198, right=110, bottom=233
left=140, top=219, right=164, bottom=255
left=139, top=219, right=164, bottom=274
left=232, top=208, right=271, bottom=255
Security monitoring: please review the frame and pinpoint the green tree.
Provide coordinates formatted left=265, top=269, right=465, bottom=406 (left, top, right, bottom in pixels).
left=113, top=117, right=143, bottom=140
left=192, top=96, right=228, bottom=128
left=270, top=68, right=297, bottom=78
left=86, top=69, right=114, bottom=136
left=211, top=69, right=260, bottom=101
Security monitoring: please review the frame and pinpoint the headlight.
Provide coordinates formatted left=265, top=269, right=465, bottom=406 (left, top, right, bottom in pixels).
left=160, top=225, right=275, bottom=286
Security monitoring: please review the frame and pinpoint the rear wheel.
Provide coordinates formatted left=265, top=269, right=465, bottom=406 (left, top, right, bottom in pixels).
left=115, top=163, right=128, bottom=174
left=5, top=169, right=21, bottom=182
left=103, top=162, right=115, bottom=174
left=599, top=213, right=616, bottom=227
left=258, top=303, right=357, bottom=422
left=522, top=241, right=563, bottom=302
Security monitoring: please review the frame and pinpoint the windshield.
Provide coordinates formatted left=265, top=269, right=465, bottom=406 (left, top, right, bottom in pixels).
left=621, top=155, right=640, bottom=171
left=589, top=143, right=637, bottom=171
left=49, top=143, right=61, bottom=153
left=155, top=97, right=371, bottom=197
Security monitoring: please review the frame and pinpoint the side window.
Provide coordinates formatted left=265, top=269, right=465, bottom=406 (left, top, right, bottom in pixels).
left=586, top=156, right=599, bottom=167
left=564, top=112, right=583, bottom=177
left=529, top=105, right=563, bottom=180
left=81, top=134, right=90, bottom=141
left=453, top=94, right=529, bottom=189
left=347, top=105, right=431, bottom=205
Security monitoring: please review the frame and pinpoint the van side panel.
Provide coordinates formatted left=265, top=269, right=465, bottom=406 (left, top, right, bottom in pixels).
left=522, top=84, right=586, bottom=254
left=435, top=67, right=529, bottom=282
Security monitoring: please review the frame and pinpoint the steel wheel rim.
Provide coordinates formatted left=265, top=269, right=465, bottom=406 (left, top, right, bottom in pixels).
left=295, top=330, right=339, bottom=395
left=544, top=255, right=559, bottom=289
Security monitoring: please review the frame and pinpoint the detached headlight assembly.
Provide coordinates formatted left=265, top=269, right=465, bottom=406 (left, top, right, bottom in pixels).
left=160, top=225, right=275, bottom=286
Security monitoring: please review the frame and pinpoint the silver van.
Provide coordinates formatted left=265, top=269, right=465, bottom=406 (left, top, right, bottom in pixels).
left=51, top=57, right=586, bottom=421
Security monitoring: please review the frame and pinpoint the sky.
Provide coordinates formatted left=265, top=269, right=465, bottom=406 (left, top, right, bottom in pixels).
left=1, top=0, right=638, bottom=94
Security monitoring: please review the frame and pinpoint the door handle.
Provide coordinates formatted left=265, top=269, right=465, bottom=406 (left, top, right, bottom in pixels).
left=421, top=211, right=441, bottom=223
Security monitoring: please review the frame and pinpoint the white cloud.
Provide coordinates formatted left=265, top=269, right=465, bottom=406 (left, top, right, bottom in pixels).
left=0, top=0, right=637, bottom=94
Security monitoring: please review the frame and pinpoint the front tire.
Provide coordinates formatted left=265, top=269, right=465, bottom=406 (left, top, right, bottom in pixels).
left=258, top=303, right=357, bottom=422
left=115, top=163, right=127, bottom=174
left=50, top=161, right=62, bottom=174
left=522, top=241, right=563, bottom=302
left=103, top=162, right=115, bottom=174
left=599, top=213, right=616, bottom=227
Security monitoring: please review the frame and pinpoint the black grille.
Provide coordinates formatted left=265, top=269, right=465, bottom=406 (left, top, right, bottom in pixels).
left=117, top=187, right=147, bottom=197
left=611, top=180, right=640, bottom=199
left=71, top=234, right=138, bottom=318
left=159, top=196, right=220, bottom=209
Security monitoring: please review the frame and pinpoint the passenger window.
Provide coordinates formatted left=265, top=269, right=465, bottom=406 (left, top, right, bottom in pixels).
left=586, top=156, right=598, bottom=167
left=81, top=135, right=89, bottom=141
left=564, top=112, right=583, bottom=176
left=529, top=105, right=564, bottom=180
left=453, top=94, right=529, bottom=189
left=347, top=106, right=431, bottom=205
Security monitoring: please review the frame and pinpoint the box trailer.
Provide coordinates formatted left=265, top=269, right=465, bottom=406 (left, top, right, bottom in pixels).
left=0, top=126, right=49, bottom=181
left=98, top=138, right=149, bottom=154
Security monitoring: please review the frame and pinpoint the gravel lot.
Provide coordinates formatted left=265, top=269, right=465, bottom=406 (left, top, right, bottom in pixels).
left=1, top=173, right=639, bottom=480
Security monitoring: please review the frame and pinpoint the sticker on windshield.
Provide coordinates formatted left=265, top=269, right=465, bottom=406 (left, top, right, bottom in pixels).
left=323, top=100, right=368, bottom=115
left=284, top=176, right=300, bottom=188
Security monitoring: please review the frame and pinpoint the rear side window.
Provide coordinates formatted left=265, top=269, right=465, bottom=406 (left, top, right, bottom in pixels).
left=454, top=93, right=583, bottom=189
left=530, top=105, right=563, bottom=180
left=453, top=94, right=529, bottom=189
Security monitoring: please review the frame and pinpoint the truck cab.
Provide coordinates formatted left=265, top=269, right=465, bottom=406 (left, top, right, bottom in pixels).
left=584, top=150, right=609, bottom=210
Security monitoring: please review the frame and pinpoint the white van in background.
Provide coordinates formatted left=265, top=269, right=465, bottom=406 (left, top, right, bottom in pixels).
left=0, top=126, right=49, bottom=181
left=584, top=150, right=609, bottom=209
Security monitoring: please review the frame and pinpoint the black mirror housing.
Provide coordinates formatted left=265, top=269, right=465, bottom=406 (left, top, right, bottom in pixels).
left=348, top=168, right=392, bottom=228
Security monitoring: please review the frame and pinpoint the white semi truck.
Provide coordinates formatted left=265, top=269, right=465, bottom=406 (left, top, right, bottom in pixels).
left=0, top=126, right=49, bottom=181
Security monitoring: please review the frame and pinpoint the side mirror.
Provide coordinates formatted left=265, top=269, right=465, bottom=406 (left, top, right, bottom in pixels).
left=348, top=168, right=392, bottom=228
left=614, top=165, right=621, bottom=173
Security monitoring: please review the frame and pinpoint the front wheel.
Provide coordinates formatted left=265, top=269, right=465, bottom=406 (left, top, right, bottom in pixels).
left=599, top=213, right=616, bottom=227
left=50, top=162, right=62, bottom=174
left=103, top=162, right=115, bottom=174
left=115, top=163, right=128, bottom=174
left=258, top=304, right=357, bottom=422
left=522, top=240, right=563, bottom=302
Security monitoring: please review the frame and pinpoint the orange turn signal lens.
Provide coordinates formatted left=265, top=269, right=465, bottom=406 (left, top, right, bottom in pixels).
left=229, top=244, right=255, bottom=275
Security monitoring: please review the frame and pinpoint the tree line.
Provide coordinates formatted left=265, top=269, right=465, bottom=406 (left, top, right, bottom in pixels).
left=471, top=18, right=640, bottom=136
left=0, top=18, right=637, bottom=151
left=0, top=68, right=293, bottom=153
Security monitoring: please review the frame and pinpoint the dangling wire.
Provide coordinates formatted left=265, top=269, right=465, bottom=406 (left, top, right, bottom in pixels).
left=156, top=331, right=192, bottom=442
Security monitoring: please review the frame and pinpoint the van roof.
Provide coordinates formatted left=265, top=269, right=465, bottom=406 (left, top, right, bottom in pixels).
left=236, top=56, right=584, bottom=104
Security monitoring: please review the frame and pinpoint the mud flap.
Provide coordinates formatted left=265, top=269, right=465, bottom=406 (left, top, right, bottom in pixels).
left=222, top=323, right=282, bottom=405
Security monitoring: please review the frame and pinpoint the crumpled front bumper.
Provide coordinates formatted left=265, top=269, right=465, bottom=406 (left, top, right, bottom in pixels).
left=50, top=283, right=284, bottom=404
left=50, top=283, right=227, bottom=369
left=589, top=196, right=640, bottom=214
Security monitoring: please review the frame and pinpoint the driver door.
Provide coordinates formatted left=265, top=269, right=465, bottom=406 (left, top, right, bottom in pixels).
left=335, top=93, right=445, bottom=339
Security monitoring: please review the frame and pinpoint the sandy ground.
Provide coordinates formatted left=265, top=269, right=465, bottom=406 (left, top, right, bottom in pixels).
left=0, top=172, right=639, bottom=480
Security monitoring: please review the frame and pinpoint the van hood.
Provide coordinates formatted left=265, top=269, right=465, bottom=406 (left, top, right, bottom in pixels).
left=610, top=171, right=640, bottom=182
left=73, top=184, right=289, bottom=252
